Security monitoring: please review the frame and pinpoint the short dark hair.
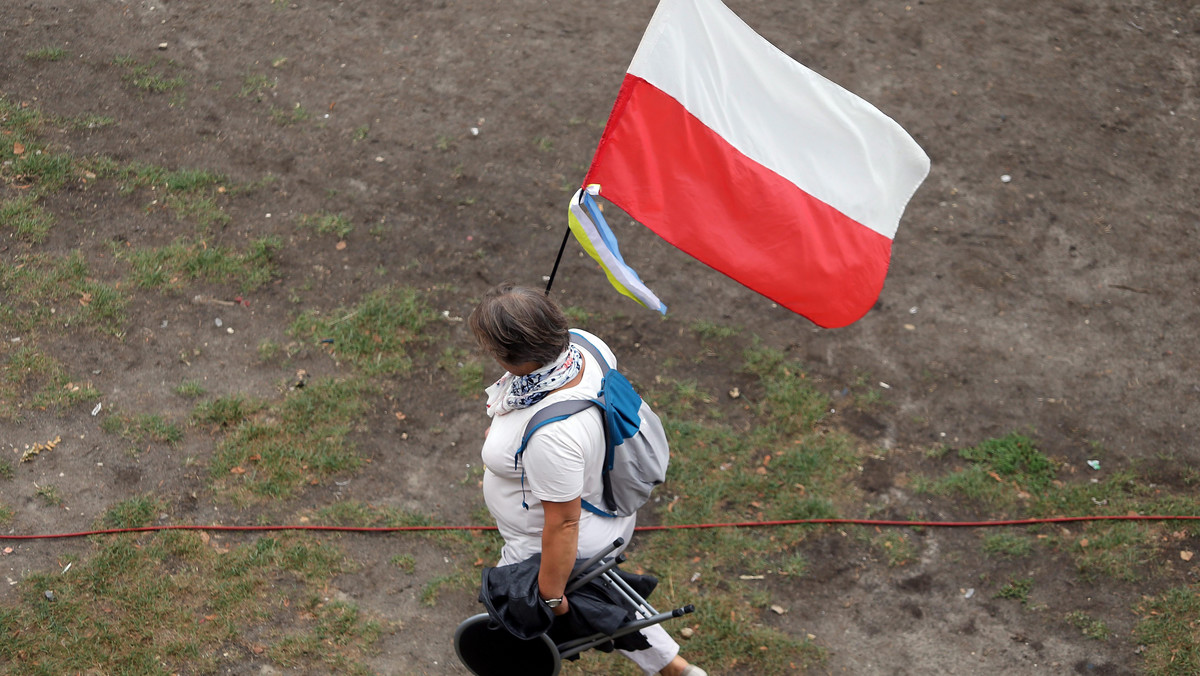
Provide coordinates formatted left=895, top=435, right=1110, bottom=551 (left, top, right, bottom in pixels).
left=468, top=283, right=570, bottom=367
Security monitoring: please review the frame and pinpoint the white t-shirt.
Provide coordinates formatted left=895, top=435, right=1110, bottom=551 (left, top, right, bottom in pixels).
left=480, top=330, right=636, bottom=565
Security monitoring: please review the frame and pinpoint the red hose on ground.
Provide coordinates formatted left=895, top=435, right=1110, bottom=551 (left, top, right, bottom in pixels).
left=2, top=514, right=1198, bottom=540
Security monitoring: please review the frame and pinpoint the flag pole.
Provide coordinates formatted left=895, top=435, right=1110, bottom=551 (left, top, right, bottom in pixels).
left=544, top=225, right=571, bottom=295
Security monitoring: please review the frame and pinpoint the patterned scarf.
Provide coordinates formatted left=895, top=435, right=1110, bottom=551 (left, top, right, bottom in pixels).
left=485, top=343, right=583, bottom=417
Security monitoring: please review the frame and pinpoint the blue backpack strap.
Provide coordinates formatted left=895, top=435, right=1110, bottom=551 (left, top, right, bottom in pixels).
left=568, top=331, right=634, bottom=518
left=516, top=399, right=597, bottom=510
left=517, top=400, right=596, bottom=458
left=581, top=499, right=617, bottom=518
left=568, top=331, right=617, bottom=473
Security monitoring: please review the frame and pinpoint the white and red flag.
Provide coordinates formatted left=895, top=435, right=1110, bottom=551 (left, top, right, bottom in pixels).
left=582, top=0, right=930, bottom=328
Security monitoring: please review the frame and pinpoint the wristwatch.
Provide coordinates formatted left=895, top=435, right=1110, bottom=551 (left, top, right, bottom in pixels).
left=543, top=595, right=564, bottom=609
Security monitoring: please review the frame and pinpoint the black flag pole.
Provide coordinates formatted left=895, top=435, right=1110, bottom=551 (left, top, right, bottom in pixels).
left=545, top=224, right=572, bottom=295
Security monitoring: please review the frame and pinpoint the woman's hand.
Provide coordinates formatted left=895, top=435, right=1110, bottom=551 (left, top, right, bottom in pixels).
left=538, top=497, right=581, bottom=616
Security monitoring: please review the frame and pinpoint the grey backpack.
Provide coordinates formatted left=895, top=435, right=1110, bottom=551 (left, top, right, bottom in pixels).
left=515, top=332, right=669, bottom=518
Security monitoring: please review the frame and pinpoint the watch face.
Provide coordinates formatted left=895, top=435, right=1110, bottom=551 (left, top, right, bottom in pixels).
left=545, top=597, right=562, bottom=608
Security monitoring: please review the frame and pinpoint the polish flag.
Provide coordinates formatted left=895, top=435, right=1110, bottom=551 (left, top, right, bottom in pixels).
left=584, top=0, right=930, bottom=328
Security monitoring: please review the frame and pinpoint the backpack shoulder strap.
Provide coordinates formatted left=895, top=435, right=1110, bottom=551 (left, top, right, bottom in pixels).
left=568, top=331, right=612, bottom=375
left=516, top=399, right=597, bottom=457
left=514, top=398, right=603, bottom=512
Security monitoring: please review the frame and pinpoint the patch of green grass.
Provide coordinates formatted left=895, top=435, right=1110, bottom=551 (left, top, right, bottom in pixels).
left=762, top=439, right=850, bottom=520
left=1134, top=585, right=1200, bottom=675
left=0, top=251, right=124, bottom=336
left=208, top=378, right=372, bottom=499
left=911, top=467, right=1005, bottom=504
left=174, top=379, right=207, bottom=398
left=352, top=124, right=369, bottom=141
left=691, top=319, right=739, bottom=342
left=7, top=147, right=75, bottom=194
left=0, top=194, right=55, bottom=243
left=1, top=105, right=40, bottom=143
left=123, top=236, right=282, bottom=292
left=0, top=344, right=101, bottom=420
left=101, top=494, right=162, bottom=529
left=269, top=600, right=378, bottom=675
left=419, top=572, right=468, bottom=606
left=239, top=72, right=276, bottom=100
left=257, top=339, right=282, bottom=362
left=852, top=386, right=888, bottom=410
left=743, top=346, right=829, bottom=437
left=1072, top=521, right=1154, bottom=583
left=390, top=554, right=416, bottom=573
left=533, top=135, right=554, bottom=152
left=1140, top=493, right=1200, bottom=538
left=437, top=347, right=484, bottom=398
left=847, top=370, right=890, bottom=410
left=25, top=46, right=68, bottom=62
left=162, top=193, right=231, bottom=230
left=658, top=421, right=847, bottom=531
left=982, top=531, right=1034, bottom=558
left=923, top=443, right=950, bottom=459
left=0, top=502, right=12, bottom=524
left=299, top=211, right=352, bottom=239
left=289, top=286, right=440, bottom=376
left=875, top=531, right=918, bottom=567
left=778, top=552, right=810, bottom=577
left=113, top=163, right=224, bottom=193
left=615, top=591, right=825, bottom=674
left=0, top=532, right=377, bottom=675
left=193, top=394, right=266, bottom=428
left=64, top=113, right=116, bottom=130
left=960, top=434, right=1055, bottom=491
left=313, top=501, right=380, bottom=528
left=0, top=98, right=48, bottom=165
left=995, top=577, right=1033, bottom=604
left=562, top=305, right=592, bottom=324
left=1065, top=610, right=1110, bottom=641
left=35, top=483, right=64, bottom=507
left=270, top=103, right=309, bottom=126
left=114, top=55, right=186, bottom=93
left=100, top=412, right=184, bottom=446
left=0, top=458, right=13, bottom=480
left=917, top=440, right=1194, bottom=584
left=76, top=280, right=128, bottom=336
left=1030, top=468, right=1144, bottom=518
left=914, top=433, right=1056, bottom=507
left=101, top=161, right=235, bottom=230
left=215, top=535, right=349, bottom=583
left=651, top=378, right=716, bottom=419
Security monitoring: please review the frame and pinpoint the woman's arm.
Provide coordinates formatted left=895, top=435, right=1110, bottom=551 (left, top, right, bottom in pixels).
left=539, top=497, right=581, bottom=616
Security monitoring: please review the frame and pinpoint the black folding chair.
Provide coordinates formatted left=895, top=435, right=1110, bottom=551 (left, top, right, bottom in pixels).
left=454, top=538, right=695, bottom=676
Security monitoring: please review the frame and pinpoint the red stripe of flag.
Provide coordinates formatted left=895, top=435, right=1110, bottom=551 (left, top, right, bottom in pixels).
left=586, top=75, right=893, bottom=328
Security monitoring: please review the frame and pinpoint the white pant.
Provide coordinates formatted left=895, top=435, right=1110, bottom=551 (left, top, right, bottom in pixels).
left=618, top=623, right=680, bottom=675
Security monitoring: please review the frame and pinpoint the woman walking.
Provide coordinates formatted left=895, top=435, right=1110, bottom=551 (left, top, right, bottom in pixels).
left=470, top=283, right=704, bottom=676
